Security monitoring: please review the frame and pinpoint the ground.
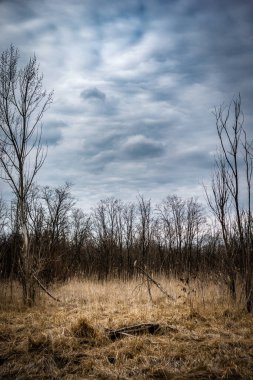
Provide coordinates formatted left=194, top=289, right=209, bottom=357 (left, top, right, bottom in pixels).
left=0, top=277, right=252, bottom=379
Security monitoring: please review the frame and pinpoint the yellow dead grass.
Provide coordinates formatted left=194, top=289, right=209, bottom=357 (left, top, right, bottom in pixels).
left=0, top=276, right=252, bottom=379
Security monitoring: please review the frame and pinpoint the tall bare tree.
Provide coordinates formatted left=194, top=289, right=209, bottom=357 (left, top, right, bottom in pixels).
left=242, top=131, right=253, bottom=312
left=0, top=195, right=7, bottom=236
left=206, top=95, right=253, bottom=311
left=0, top=45, right=52, bottom=305
left=204, top=154, right=236, bottom=299
left=137, top=195, right=153, bottom=267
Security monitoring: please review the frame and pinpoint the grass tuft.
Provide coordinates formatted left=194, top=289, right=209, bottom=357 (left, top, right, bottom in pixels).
left=71, top=317, right=97, bottom=339
left=28, top=333, right=53, bottom=353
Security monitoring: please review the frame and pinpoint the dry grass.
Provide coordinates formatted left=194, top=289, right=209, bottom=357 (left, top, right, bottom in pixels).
left=0, top=276, right=252, bottom=379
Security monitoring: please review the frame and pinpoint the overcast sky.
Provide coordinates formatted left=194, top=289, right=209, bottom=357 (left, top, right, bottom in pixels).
left=0, top=0, right=253, bottom=211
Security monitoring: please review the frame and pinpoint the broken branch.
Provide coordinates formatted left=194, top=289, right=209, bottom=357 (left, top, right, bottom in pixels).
left=33, top=274, right=61, bottom=302
left=134, top=264, right=175, bottom=301
left=107, top=323, right=160, bottom=340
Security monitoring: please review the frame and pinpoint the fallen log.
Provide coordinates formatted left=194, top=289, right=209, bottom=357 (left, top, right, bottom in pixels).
left=106, top=323, right=160, bottom=340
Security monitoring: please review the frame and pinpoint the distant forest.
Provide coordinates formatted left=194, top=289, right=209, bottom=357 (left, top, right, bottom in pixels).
left=0, top=46, right=252, bottom=311
left=0, top=189, right=219, bottom=282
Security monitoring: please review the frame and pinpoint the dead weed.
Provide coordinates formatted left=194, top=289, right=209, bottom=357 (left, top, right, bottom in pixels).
left=0, top=277, right=252, bottom=379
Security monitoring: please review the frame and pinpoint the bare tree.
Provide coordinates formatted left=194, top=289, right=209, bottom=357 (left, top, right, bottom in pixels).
left=184, top=197, right=205, bottom=274
left=157, top=195, right=204, bottom=277
left=242, top=131, right=253, bottom=312
left=204, top=155, right=236, bottom=299
left=70, top=208, right=93, bottom=275
left=42, top=183, right=74, bottom=247
left=41, top=183, right=74, bottom=281
left=122, top=202, right=136, bottom=277
left=137, top=195, right=153, bottom=267
left=91, top=197, right=123, bottom=280
left=206, top=95, right=253, bottom=311
left=0, top=45, right=52, bottom=305
left=0, top=195, right=7, bottom=236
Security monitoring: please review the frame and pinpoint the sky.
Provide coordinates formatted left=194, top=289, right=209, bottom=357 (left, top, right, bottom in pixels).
left=0, top=0, right=253, bottom=211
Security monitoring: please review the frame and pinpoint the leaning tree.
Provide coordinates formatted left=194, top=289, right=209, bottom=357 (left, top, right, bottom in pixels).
left=0, top=45, right=52, bottom=305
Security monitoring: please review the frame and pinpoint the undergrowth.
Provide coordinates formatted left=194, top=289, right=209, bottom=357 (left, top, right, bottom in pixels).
left=0, top=276, right=252, bottom=379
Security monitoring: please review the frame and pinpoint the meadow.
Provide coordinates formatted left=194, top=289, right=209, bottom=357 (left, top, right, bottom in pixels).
left=0, top=276, right=252, bottom=379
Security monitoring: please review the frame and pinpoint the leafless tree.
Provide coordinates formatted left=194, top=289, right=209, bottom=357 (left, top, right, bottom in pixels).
left=137, top=195, right=153, bottom=267
left=41, top=183, right=74, bottom=281
left=204, top=155, right=236, bottom=298
left=0, top=195, right=7, bottom=236
left=42, top=183, right=74, bottom=246
left=206, top=95, right=253, bottom=311
left=184, top=197, right=205, bottom=274
left=0, top=45, right=52, bottom=305
left=242, top=131, right=253, bottom=312
left=122, top=202, right=136, bottom=277
left=157, top=195, right=204, bottom=277
left=91, top=197, right=124, bottom=279
left=70, top=208, right=93, bottom=275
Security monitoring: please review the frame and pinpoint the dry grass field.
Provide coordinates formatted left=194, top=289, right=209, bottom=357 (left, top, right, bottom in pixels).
left=0, top=276, right=252, bottom=379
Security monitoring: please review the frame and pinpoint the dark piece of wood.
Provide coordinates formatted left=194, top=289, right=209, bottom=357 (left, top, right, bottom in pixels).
left=107, top=323, right=160, bottom=340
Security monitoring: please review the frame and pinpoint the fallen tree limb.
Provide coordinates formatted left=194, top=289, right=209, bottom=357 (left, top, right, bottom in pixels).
left=106, top=323, right=160, bottom=340
left=134, top=264, right=175, bottom=301
left=33, top=274, right=61, bottom=302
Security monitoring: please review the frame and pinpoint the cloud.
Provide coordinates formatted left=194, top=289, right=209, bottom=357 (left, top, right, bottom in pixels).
left=42, top=120, right=67, bottom=146
left=80, top=87, right=106, bottom=101
left=122, top=135, right=165, bottom=160
left=0, top=0, right=252, bottom=211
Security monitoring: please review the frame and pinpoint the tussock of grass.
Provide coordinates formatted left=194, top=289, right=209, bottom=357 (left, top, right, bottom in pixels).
left=28, top=333, right=53, bottom=353
left=71, top=317, right=97, bottom=339
left=0, top=276, right=252, bottom=379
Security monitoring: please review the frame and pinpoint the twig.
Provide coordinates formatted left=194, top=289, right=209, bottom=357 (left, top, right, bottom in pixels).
left=33, top=274, right=61, bottom=302
left=135, top=264, right=175, bottom=301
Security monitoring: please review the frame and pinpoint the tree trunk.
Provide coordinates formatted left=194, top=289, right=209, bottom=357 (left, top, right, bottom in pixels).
left=20, top=205, right=36, bottom=306
left=245, top=255, right=253, bottom=312
left=21, top=274, right=36, bottom=306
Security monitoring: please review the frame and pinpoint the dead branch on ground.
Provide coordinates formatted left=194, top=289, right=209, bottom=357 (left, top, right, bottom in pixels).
left=106, top=323, right=160, bottom=340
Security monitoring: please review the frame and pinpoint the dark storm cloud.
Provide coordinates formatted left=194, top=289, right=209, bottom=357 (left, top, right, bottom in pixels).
left=42, top=120, right=67, bottom=146
left=122, top=135, right=165, bottom=160
left=0, top=0, right=36, bottom=22
left=82, top=133, right=165, bottom=172
left=184, top=2, right=253, bottom=90
left=176, top=149, right=213, bottom=170
left=82, top=133, right=119, bottom=171
left=80, top=87, right=106, bottom=102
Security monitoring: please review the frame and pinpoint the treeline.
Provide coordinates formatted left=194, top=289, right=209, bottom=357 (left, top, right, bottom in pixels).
left=0, top=186, right=240, bottom=283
